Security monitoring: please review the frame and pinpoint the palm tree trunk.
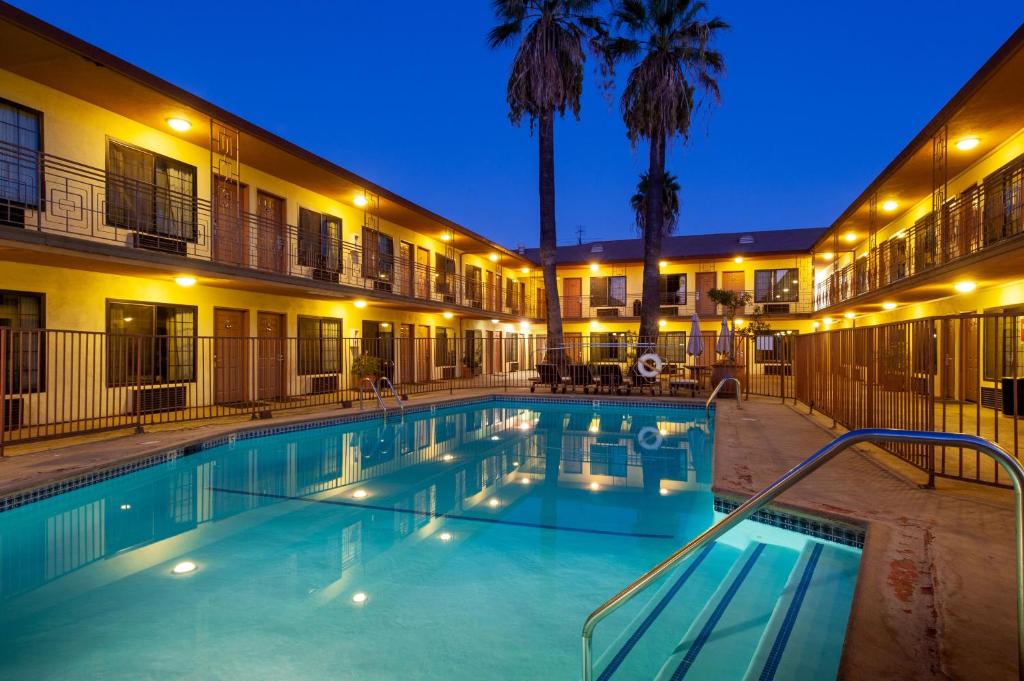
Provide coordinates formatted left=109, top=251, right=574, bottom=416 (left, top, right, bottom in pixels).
left=638, top=132, right=667, bottom=348
left=538, top=109, right=566, bottom=366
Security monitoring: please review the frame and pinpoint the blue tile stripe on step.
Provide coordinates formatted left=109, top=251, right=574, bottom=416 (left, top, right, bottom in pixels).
left=757, top=542, right=825, bottom=681
left=596, top=544, right=716, bottom=681
left=670, top=543, right=767, bottom=681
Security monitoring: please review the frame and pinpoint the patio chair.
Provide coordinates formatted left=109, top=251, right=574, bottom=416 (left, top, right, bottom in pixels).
left=530, top=363, right=567, bottom=393
left=565, top=363, right=600, bottom=393
left=593, top=363, right=627, bottom=394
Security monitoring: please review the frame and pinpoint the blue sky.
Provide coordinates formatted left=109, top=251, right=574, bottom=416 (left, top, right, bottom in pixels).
left=12, top=1, right=1024, bottom=248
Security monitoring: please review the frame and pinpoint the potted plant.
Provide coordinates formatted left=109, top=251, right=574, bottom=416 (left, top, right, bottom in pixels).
left=461, top=351, right=482, bottom=378
left=706, top=288, right=752, bottom=395
left=351, top=353, right=382, bottom=391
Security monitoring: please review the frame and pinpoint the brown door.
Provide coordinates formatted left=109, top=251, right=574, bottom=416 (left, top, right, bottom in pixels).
left=416, top=247, right=430, bottom=299
left=492, top=330, right=503, bottom=373
left=399, top=242, right=414, bottom=297
left=964, top=317, right=979, bottom=403
left=214, top=308, right=248, bottom=404
left=722, top=271, right=744, bottom=293
left=564, top=278, right=582, bottom=318
left=942, top=319, right=956, bottom=399
left=256, top=191, right=285, bottom=273
left=565, top=332, right=582, bottom=363
left=257, top=312, right=286, bottom=400
left=213, top=177, right=248, bottom=267
left=536, top=286, right=546, bottom=320
left=399, top=323, right=414, bottom=384
left=696, top=272, right=717, bottom=316
left=486, top=271, right=495, bottom=311
left=416, top=325, right=431, bottom=382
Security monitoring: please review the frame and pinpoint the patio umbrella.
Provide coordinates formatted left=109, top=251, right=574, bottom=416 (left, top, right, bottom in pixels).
left=686, top=314, right=704, bottom=359
left=715, top=317, right=732, bottom=357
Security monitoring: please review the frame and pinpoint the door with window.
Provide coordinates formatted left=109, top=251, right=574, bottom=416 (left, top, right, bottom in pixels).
left=256, top=191, right=286, bottom=273
left=399, top=241, right=415, bottom=296
left=965, top=317, right=979, bottom=402
left=399, top=324, right=414, bottom=384
left=695, top=272, right=716, bottom=316
left=563, top=278, right=582, bottom=318
left=213, top=177, right=248, bottom=267
left=416, top=248, right=430, bottom=298
left=363, top=321, right=395, bottom=381
left=257, top=312, right=286, bottom=400
left=214, top=309, right=248, bottom=404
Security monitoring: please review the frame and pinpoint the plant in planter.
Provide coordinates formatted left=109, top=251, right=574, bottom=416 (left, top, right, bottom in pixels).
left=706, top=288, right=753, bottom=394
left=352, top=353, right=382, bottom=389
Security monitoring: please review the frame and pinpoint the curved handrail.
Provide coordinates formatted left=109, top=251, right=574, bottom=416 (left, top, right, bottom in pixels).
left=360, top=377, right=386, bottom=412
left=581, top=429, right=1024, bottom=681
left=377, top=376, right=404, bottom=413
left=705, top=376, right=742, bottom=416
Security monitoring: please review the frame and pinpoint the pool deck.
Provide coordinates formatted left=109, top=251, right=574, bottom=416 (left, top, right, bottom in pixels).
left=0, top=390, right=1018, bottom=680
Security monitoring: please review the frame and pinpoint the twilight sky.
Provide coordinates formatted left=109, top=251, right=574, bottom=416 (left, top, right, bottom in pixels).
left=12, top=1, right=1024, bottom=248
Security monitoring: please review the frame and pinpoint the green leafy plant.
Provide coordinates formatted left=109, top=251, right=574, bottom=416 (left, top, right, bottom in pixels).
left=707, top=288, right=752, bottom=362
left=351, top=353, right=382, bottom=381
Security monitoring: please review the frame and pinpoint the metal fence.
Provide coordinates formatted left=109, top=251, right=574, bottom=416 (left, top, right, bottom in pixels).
left=0, top=328, right=801, bottom=452
left=794, top=313, right=1023, bottom=487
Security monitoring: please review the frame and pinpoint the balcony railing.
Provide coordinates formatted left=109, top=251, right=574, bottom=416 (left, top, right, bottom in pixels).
left=552, top=289, right=812, bottom=321
left=815, top=153, right=1024, bottom=310
left=0, top=142, right=538, bottom=318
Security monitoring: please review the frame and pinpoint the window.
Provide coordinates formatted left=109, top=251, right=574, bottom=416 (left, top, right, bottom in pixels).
left=299, top=208, right=343, bottom=272
left=107, top=301, right=196, bottom=386
left=0, top=290, right=44, bottom=393
left=0, top=99, right=42, bottom=220
left=754, top=269, right=799, bottom=303
left=505, top=278, right=524, bottom=313
left=590, top=276, right=626, bottom=307
left=465, top=265, right=482, bottom=305
left=983, top=155, right=1024, bottom=244
left=435, top=327, right=454, bottom=367
left=983, top=313, right=1024, bottom=382
left=659, top=274, right=687, bottom=305
left=106, top=140, right=197, bottom=240
left=360, top=226, right=394, bottom=284
left=505, top=333, right=520, bottom=364
left=435, top=253, right=456, bottom=296
left=590, top=332, right=626, bottom=362
left=297, top=316, right=342, bottom=375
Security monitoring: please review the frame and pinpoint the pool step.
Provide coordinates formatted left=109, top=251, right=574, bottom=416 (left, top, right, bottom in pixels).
left=593, top=542, right=742, bottom=681
left=741, top=542, right=860, bottom=681
left=653, top=541, right=799, bottom=681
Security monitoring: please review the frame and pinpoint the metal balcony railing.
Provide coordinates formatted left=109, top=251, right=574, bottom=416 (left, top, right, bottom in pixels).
left=0, top=142, right=538, bottom=318
left=552, top=289, right=811, bottom=321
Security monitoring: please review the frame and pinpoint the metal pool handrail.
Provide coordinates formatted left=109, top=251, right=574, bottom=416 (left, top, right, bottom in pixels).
left=377, top=376, right=404, bottom=413
left=705, top=376, right=741, bottom=417
left=360, top=378, right=386, bottom=412
left=580, top=429, right=1024, bottom=681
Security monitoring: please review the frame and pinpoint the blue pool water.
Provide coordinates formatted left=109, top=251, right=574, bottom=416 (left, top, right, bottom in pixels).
left=0, top=400, right=860, bottom=680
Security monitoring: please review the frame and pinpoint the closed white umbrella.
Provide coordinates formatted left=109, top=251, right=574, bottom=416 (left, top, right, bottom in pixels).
left=686, top=314, right=704, bottom=358
left=715, top=317, right=732, bottom=357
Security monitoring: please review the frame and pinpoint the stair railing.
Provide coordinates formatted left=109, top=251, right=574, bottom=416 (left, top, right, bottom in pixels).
left=359, top=377, right=386, bottom=412
left=377, top=376, right=404, bottom=414
left=705, top=376, right=741, bottom=417
left=580, top=429, right=1024, bottom=681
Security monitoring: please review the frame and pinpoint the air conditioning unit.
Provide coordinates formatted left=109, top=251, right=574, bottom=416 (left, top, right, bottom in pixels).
left=596, top=308, right=620, bottom=318
left=132, top=233, right=187, bottom=255
left=2, top=397, right=23, bottom=431
left=763, top=303, right=791, bottom=315
left=132, top=386, right=187, bottom=414
left=312, top=268, right=341, bottom=283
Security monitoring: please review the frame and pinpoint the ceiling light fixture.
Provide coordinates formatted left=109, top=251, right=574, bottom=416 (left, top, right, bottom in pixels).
left=443, top=311, right=454, bottom=319
left=882, top=302, right=897, bottom=310
left=174, top=276, right=196, bottom=287
left=733, top=256, right=744, bottom=264
left=881, top=200, right=899, bottom=212
left=843, top=231, right=857, bottom=243
left=353, top=300, right=367, bottom=309
left=520, top=267, right=530, bottom=274
left=955, top=137, right=980, bottom=151
left=354, top=194, right=368, bottom=208
left=166, top=117, right=191, bottom=132
left=440, top=233, right=451, bottom=242
left=954, top=281, right=977, bottom=293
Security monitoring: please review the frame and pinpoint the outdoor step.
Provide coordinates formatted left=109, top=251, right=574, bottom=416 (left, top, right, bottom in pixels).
left=742, top=542, right=860, bottom=681
left=653, top=541, right=799, bottom=681
left=593, top=542, right=742, bottom=681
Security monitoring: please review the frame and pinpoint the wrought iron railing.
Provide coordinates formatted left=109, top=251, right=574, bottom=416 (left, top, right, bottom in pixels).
left=555, top=289, right=812, bottom=321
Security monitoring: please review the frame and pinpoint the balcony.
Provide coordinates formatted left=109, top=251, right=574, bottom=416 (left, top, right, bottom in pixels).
left=553, top=289, right=812, bottom=321
left=0, top=142, right=536, bottom=319
left=815, top=154, right=1024, bottom=310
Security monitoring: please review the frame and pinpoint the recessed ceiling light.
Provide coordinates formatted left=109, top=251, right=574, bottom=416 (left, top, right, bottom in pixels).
left=659, top=260, right=667, bottom=268
left=954, top=281, right=977, bottom=293
left=489, top=253, right=499, bottom=262
left=442, top=312, right=454, bottom=319
left=166, top=117, right=191, bottom=132
left=354, top=194, right=368, bottom=207
left=490, top=319, right=499, bottom=324
left=352, top=592, right=368, bottom=604
left=440, top=233, right=451, bottom=242
left=353, top=300, right=367, bottom=309
left=521, top=267, right=530, bottom=274
left=658, top=320, right=667, bottom=328
left=590, top=263, right=599, bottom=272
left=823, top=317, right=834, bottom=325
left=882, top=302, right=897, bottom=310
left=844, top=312, right=855, bottom=319
left=172, top=561, right=197, bottom=574
left=881, top=200, right=899, bottom=212
left=174, top=276, right=196, bottom=287
left=822, top=252, right=835, bottom=261
left=843, top=231, right=857, bottom=243
left=955, top=137, right=980, bottom=151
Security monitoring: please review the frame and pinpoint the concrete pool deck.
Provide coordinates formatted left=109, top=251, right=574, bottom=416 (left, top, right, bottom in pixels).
left=0, top=390, right=1017, bottom=680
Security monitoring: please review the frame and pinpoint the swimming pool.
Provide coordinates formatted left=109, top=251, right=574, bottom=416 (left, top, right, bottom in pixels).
left=0, top=398, right=861, bottom=680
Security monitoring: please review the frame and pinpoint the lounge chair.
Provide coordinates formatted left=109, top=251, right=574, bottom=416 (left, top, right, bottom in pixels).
left=530, top=363, right=566, bottom=393
left=565, top=363, right=599, bottom=393
left=593, top=363, right=627, bottom=394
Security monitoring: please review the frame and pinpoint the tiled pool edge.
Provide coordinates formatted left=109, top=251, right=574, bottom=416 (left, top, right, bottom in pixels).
left=713, top=495, right=865, bottom=549
left=0, top=394, right=707, bottom=513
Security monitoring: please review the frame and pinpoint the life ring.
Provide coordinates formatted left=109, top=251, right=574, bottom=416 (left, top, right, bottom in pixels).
left=636, top=426, right=664, bottom=450
left=637, top=352, right=663, bottom=378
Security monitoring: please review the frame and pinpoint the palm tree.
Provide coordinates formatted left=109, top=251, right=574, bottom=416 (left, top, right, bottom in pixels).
left=489, top=0, right=605, bottom=365
left=608, top=0, right=727, bottom=345
left=630, top=171, right=680, bottom=235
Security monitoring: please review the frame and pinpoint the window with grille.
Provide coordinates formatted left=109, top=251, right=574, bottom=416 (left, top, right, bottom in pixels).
left=297, top=316, right=342, bottom=375
left=754, top=269, right=799, bottom=303
left=298, top=208, right=343, bottom=271
left=107, top=301, right=196, bottom=386
left=590, top=276, right=625, bottom=307
left=105, top=140, right=197, bottom=240
left=0, top=290, right=45, bottom=393
left=0, top=99, right=41, bottom=218
left=659, top=274, right=687, bottom=305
